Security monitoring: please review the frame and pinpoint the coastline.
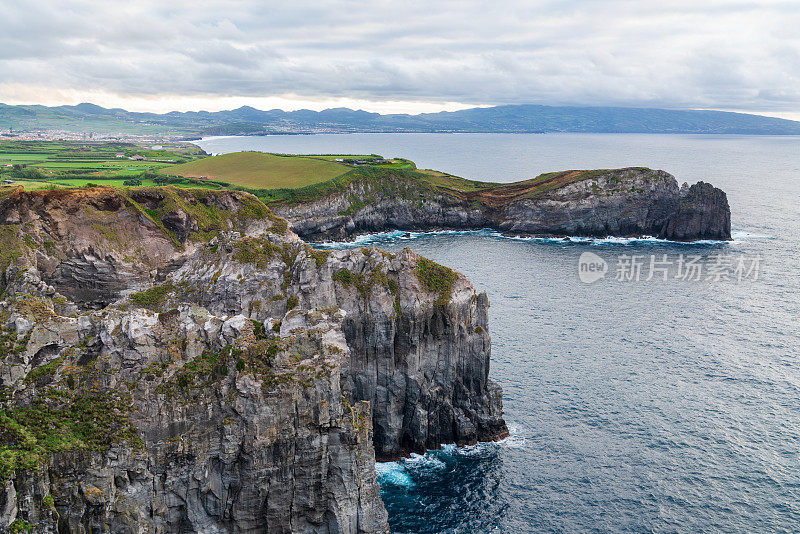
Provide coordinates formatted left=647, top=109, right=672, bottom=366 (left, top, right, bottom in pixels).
left=310, top=228, right=738, bottom=249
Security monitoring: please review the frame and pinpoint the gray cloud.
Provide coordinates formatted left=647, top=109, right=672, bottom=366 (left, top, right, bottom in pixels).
left=1, top=0, right=799, bottom=112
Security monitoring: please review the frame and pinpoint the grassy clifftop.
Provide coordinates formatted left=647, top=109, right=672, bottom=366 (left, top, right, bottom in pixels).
left=255, top=163, right=654, bottom=208
left=165, top=151, right=351, bottom=189
left=0, top=141, right=654, bottom=210
left=0, top=186, right=287, bottom=276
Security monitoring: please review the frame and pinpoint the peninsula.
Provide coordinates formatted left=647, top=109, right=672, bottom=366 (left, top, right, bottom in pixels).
left=165, top=151, right=731, bottom=242
left=0, top=145, right=730, bottom=531
left=267, top=166, right=731, bottom=242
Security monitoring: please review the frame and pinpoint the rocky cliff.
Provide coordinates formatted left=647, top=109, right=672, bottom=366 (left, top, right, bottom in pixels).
left=271, top=167, right=731, bottom=242
left=0, top=186, right=507, bottom=532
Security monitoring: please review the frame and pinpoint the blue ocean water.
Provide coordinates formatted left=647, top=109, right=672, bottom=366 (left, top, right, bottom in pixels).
left=199, top=134, right=800, bottom=532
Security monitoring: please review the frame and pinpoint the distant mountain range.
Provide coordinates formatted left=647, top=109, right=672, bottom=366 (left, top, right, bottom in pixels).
left=2, top=102, right=800, bottom=137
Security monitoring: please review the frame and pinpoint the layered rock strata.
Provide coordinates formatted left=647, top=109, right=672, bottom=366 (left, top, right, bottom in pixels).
left=272, top=168, right=731, bottom=242
left=0, top=186, right=507, bottom=532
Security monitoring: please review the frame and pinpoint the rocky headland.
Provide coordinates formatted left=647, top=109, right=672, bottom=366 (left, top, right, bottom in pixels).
left=0, top=164, right=731, bottom=532
left=270, top=167, right=731, bottom=242
left=0, top=186, right=505, bottom=532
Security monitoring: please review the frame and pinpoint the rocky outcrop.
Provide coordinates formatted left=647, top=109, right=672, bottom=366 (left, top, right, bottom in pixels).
left=661, top=181, right=732, bottom=241
left=0, top=297, right=388, bottom=533
left=170, top=242, right=506, bottom=459
left=272, top=168, right=731, bottom=242
left=0, top=186, right=274, bottom=308
left=0, top=186, right=507, bottom=532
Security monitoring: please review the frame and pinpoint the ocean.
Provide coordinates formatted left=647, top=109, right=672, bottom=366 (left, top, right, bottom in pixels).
left=198, top=133, right=800, bottom=532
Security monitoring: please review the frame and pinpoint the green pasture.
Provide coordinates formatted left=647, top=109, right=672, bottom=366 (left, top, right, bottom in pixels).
left=165, top=151, right=351, bottom=189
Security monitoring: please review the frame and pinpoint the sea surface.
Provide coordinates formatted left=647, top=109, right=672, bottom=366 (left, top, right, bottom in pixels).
left=198, top=134, right=800, bottom=533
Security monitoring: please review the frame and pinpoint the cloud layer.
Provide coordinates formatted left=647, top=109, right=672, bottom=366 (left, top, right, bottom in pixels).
left=2, top=0, right=799, bottom=114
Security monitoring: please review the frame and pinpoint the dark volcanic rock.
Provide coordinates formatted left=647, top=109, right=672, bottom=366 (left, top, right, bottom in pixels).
left=661, top=181, right=732, bottom=241
left=159, top=208, right=198, bottom=242
left=0, top=187, right=507, bottom=532
left=272, top=168, right=731, bottom=242
left=341, top=282, right=506, bottom=458
left=49, top=249, right=127, bottom=308
left=171, top=243, right=508, bottom=460
left=0, top=304, right=389, bottom=533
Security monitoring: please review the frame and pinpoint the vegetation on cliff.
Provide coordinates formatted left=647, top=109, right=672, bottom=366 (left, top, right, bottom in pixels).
left=0, top=225, right=21, bottom=278
left=129, top=282, right=178, bottom=310
left=0, top=185, right=285, bottom=261
left=122, top=186, right=280, bottom=243
left=246, top=161, right=658, bottom=209
left=1, top=142, right=644, bottom=211
left=415, top=257, right=458, bottom=307
left=0, top=391, right=141, bottom=480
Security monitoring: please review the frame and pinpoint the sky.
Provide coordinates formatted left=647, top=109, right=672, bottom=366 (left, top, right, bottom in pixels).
left=2, top=0, right=800, bottom=119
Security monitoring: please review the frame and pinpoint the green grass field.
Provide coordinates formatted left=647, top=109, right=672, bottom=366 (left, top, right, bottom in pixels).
left=303, top=154, right=377, bottom=161
left=0, top=141, right=205, bottom=180
left=1, top=178, right=222, bottom=191
left=307, top=155, right=415, bottom=170
left=1, top=141, right=544, bottom=205
left=0, top=181, right=59, bottom=191
left=54, top=178, right=221, bottom=189
left=416, top=168, right=499, bottom=192
left=165, top=152, right=350, bottom=189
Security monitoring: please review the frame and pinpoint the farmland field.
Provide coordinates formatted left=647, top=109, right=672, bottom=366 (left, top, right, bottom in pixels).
left=165, top=151, right=350, bottom=189
left=0, top=141, right=442, bottom=200
left=0, top=140, right=205, bottom=179
left=53, top=178, right=221, bottom=189
left=0, top=180, right=60, bottom=191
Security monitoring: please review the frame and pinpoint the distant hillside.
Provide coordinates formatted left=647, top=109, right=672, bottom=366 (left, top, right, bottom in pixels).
left=3, top=102, right=800, bottom=137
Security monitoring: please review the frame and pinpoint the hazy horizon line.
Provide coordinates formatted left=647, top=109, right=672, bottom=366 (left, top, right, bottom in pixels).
left=3, top=98, right=800, bottom=122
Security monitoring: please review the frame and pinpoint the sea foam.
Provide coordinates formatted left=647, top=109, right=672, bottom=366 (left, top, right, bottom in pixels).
left=314, top=228, right=743, bottom=250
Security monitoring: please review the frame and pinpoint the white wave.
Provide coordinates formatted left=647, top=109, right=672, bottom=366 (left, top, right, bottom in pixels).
left=496, top=424, right=527, bottom=449
left=314, top=230, right=412, bottom=248
left=314, top=227, right=738, bottom=249
left=731, top=230, right=772, bottom=240
left=374, top=428, right=527, bottom=485
left=404, top=452, right=447, bottom=470
left=454, top=441, right=496, bottom=458
left=374, top=461, right=415, bottom=488
left=505, top=234, right=736, bottom=246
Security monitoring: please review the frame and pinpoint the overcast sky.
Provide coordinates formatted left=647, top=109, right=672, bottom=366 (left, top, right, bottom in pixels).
left=2, top=0, right=799, bottom=118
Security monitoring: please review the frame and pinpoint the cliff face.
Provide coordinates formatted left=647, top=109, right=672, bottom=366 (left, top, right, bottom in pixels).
left=171, top=243, right=505, bottom=459
left=0, top=186, right=276, bottom=308
left=0, top=186, right=506, bottom=532
left=0, top=301, right=387, bottom=534
left=660, top=181, right=732, bottom=241
left=272, top=168, right=731, bottom=242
